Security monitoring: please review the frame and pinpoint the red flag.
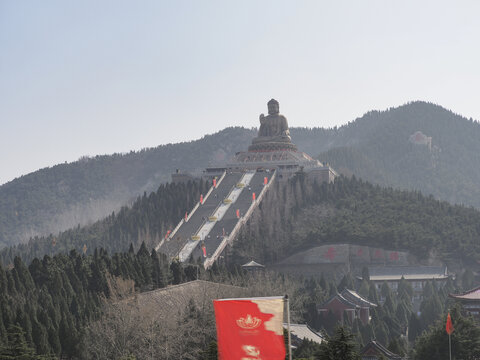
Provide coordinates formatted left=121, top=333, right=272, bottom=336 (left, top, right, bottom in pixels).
left=202, top=244, right=207, bottom=258
left=236, top=209, right=240, bottom=218
left=264, top=177, right=268, bottom=185
left=213, top=178, right=217, bottom=188
left=165, top=230, right=171, bottom=239
left=185, top=211, right=188, bottom=221
left=200, top=194, right=204, bottom=204
left=214, top=297, right=285, bottom=360
left=252, top=192, right=256, bottom=201
left=446, top=313, right=454, bottom=335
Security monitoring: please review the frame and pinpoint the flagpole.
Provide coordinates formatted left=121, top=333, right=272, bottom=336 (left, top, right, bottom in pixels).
left=446, top=312, right=453, bottom=360
left=285, top=295, right=292, bottom=360
left=449, top=333, right=451, bottom=360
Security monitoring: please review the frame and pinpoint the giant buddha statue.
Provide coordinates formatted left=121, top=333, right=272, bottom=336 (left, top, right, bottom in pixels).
left=248, top=99, right=297, bottom=151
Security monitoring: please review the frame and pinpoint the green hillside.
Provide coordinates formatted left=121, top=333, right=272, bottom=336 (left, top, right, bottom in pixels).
left=0, top=127, right=256, bottom=248
left=3, top=174, right=480, bottom=269
left=318, top=101, right=480, bottom=208
left=0, top=180, right=210, bottom=266
left=232, top=175, right=480, bottom=267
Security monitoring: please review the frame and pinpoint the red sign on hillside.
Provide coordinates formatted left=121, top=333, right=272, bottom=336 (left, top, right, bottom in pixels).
left=214, top=297, right=286, bottom=360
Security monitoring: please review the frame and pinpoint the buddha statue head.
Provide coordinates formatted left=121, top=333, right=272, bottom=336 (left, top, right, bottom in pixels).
left=267, top=99, right=280, bottom=115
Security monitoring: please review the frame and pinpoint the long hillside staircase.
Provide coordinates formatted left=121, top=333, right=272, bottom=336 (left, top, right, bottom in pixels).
left=156, top=170, right=276, bottom=268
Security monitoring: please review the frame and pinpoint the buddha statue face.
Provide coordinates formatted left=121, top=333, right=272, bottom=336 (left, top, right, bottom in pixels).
left=267, top=99, right=279, bottom=115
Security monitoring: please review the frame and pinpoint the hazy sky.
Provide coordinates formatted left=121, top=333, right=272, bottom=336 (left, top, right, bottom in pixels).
left=1, top=1, right=480, bottom=185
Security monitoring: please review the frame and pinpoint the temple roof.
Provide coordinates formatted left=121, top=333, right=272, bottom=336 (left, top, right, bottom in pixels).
left=321, top=288, right=377, bottom=309
left=241, top=260, right=265, bottom=268
left=365, top=266, right=448, bottom=281
left=360, top=340, right=403, bottom=360
left=342, top=289, right=377, bottom=307
left=283, top=323, right=324, bottom=344
left=449, top=286, right=480, bottom=300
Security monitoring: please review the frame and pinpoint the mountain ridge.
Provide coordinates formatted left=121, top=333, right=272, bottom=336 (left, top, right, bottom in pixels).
left=2, top=101, right=480, bottom=248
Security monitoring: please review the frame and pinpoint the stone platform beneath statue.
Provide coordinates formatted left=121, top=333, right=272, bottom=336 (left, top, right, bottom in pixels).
left=202, top=148, right=336, bottom=184
left=230, top=149, right=316, bottom=167
left=248, top=140, right=297, bottom=152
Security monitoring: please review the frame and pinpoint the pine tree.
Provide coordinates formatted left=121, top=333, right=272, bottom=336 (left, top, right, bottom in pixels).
left=315, top=326, right=361, bottom=360
left=0, top=324, right=37, bottom=360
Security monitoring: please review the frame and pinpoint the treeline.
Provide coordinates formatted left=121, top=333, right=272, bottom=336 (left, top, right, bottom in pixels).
left=0, top=242, right=211, bottom=359
left=1, top=242, right=478, bottom=359
left=0, top=179, right=210, bottom=266
left=233, top=175, right=480, bottom=265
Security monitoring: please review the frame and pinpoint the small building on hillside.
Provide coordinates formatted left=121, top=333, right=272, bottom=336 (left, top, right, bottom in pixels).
left=449, top=286, right=480, bottom=320
left=360, top=340, right=403, bottom=360
left=241, top=260, right=265, bottom=273
left=318, top=288, right=377, bottom=325
left=359, top=266, right=449, bottom=301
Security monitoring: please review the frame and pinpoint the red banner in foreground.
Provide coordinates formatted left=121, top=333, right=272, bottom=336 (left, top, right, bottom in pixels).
left=214, top=297, right=285, bottom=360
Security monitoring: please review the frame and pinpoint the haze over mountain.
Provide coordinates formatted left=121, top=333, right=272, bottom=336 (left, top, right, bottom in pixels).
left=1, top=101, right=479, bottom=248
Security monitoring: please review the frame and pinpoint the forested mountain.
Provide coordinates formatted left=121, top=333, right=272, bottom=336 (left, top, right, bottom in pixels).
left=0, top=128, right=256, bottom=248
left=2, top=100, right=480, bottom=249
left=318, top=101, right=480, bottom=208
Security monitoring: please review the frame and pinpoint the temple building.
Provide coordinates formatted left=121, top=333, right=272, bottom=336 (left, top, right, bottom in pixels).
left=318, top=288, right=377, bottom=325
left=358, top=266, right=449, bottom=302
left=241, top=260, right=265, bottom=273
left=360, top=340, right=403, bottom=360
left=449, top=286, right=480, bottom=320
left=282, top=323, right=324, bottom=347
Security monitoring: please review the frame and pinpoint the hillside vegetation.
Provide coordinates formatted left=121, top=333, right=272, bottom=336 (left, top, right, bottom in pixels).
left=233, top=175, right=480, bottom=267
left=0, top=128, right=255, bottom=248
left=3, top=101, right=480, bottom=248
left=0, top=180, right=210, bottom=266
left=3, top=175, right=480, bottom=269
left=318, top=101, right=480, bottom=208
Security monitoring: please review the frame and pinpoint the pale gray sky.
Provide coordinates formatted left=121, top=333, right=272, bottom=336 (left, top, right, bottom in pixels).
left=1, top=0, right=480, bottom=185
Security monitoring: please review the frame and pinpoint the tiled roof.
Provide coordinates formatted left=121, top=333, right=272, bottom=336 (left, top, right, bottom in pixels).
left=360, top=340, right=402, bottom=359
left=283, top=323, right=324, bottom=344
left=449, top=286, right=480, bottom=300
left=342, top=289, right=377, bottom=308
left=321, top=288, right=376, bottom=309
left=364, top=266, right=448, bottom=281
